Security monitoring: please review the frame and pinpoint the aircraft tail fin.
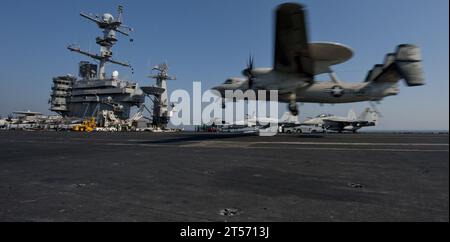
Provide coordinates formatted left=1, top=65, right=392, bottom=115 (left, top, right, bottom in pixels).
left=280, top=111, right=300, bottom=124
left=347, top=109, right=357, bottom=121
left=358, top=108, right=379, bottom=125
left=364, top=44, right=425, bottom=86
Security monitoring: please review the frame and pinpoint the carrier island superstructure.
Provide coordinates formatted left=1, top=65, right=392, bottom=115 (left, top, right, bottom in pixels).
left=50, top=6, right=145, bottom=120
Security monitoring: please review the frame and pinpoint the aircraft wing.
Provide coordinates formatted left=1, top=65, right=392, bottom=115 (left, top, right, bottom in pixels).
left=323, top=119, right=344, bottom=127
left=274, top=3, right=314, bottom=77
left=13, top=111, right=43, bottom=116
left=323, top=119, right=373, bottom=128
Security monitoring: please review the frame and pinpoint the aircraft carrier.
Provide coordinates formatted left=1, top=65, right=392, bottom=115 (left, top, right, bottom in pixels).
left=0, top=131, right=447, bottom=222
left=0, top=3, right=447, bottom=224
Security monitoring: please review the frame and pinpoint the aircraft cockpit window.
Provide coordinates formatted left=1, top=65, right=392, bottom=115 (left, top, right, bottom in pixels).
left=318, top=114, right=333, bottom=118
left=224, top=79, right=234, bottom=84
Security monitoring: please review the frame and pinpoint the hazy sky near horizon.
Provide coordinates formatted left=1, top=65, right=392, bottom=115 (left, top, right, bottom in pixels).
left=0, top=0, right=448, bottom=130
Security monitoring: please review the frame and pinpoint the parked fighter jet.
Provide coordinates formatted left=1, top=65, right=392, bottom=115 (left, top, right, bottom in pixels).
left=303, top=108, right=379, bottom=133
left=212, top=111, right=298, bottom=132
left=212, top=3, right=425, bottom=116
left=8, top=111, right=44, bottom=130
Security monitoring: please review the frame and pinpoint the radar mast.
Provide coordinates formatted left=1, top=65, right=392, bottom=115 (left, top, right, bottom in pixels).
left=142, top=63, right=176, bottom=129
left=67, top=5, right=134, bottom=79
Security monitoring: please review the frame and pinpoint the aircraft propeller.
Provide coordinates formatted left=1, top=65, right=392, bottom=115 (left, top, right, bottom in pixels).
left=242, top=55, right=256, bottom=89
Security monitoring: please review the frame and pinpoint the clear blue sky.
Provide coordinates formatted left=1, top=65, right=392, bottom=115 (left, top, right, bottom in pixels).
left=0, top=0, right=448, bottom=130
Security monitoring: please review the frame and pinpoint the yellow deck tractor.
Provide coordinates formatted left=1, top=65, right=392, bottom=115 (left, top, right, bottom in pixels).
left=72, top=117, right=96, bottom=132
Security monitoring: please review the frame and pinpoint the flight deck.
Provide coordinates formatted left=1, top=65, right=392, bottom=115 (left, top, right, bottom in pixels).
left=0, top=132, right=448, bottom=221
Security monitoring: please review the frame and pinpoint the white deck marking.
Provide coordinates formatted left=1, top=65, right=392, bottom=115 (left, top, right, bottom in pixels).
left=177, top=141, right=449, bottom=152
left=4, top=139, right=449, bottom=152
left=244, top=147, right=449, bottom=152
left=235, top=141, right=448, bottom=146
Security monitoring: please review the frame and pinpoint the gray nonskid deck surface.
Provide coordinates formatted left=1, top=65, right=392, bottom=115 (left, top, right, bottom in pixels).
left=0, top=131, right=448, bottom=221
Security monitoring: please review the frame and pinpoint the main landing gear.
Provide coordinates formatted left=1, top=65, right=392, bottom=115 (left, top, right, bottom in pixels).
left=288, top=93, right=299, bottom=116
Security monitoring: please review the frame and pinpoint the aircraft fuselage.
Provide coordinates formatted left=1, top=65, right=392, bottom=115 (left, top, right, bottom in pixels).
left=214, top=68, right=400, bottom=104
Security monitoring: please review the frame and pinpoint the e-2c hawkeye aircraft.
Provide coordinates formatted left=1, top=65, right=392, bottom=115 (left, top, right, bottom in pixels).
left=212, top=3, right=425, bottom=116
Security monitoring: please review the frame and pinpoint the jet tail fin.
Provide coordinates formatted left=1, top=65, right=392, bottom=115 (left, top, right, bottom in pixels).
left=280, top=111, right=300, bottom=124
left=347, top=109, right=357, bottom=121
left=364, top=44, right=425, bottom=86
left=358, top=108, right=379, bottom=125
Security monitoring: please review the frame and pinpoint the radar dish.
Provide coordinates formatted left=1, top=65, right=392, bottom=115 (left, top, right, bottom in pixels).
left=309, top=42, right=354, bottom=75
left=102, top=13, right=114, bottom=23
